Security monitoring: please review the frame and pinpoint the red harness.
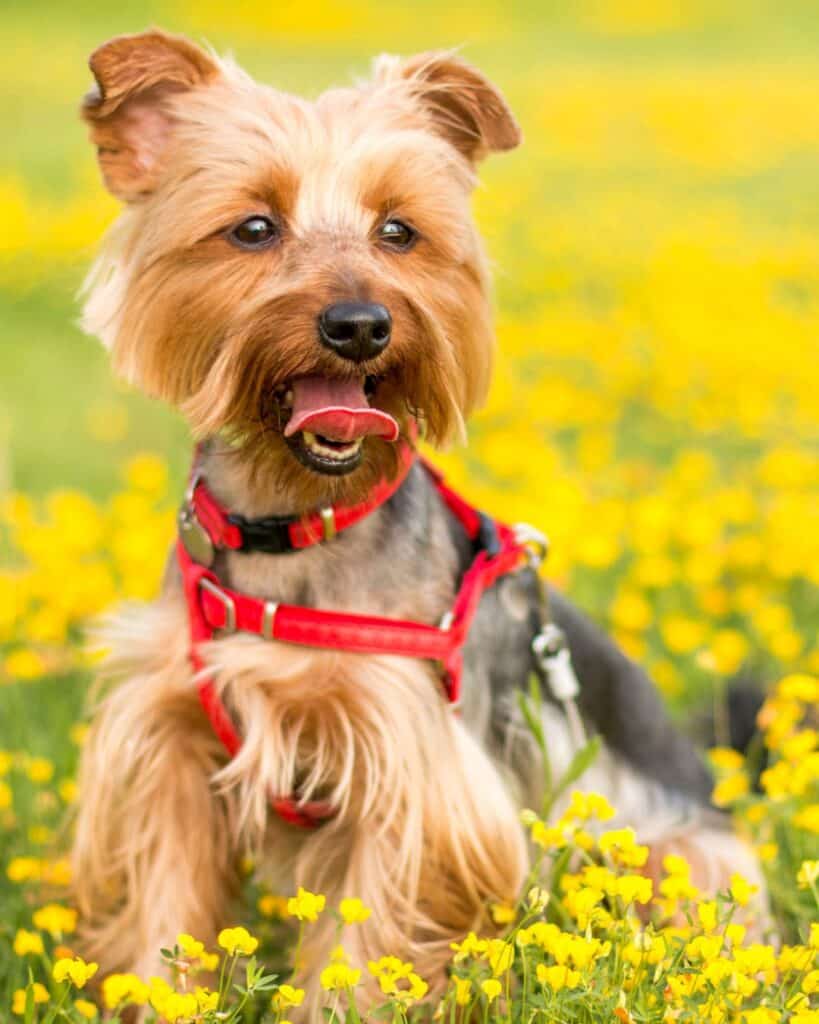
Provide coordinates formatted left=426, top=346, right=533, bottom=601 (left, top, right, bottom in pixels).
left=177, top=441, right=533, bottom=828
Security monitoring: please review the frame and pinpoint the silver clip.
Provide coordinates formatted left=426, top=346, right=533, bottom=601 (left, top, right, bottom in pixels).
left=532, top=623, right=587, bottom=749
left=513, top=523, right=550, bottom=568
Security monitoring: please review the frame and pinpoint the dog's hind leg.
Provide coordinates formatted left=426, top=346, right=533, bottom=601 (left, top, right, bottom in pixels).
left=72, top=599, right=240, bottom=980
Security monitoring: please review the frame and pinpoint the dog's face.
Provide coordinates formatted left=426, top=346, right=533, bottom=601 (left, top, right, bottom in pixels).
left=81, top=31, right=520, bottom=502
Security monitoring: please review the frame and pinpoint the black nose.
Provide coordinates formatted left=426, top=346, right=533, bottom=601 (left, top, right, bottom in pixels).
left=318, top=302, right=392, bottom=362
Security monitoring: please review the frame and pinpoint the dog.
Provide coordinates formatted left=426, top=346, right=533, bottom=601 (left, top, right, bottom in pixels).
left=72, top=29, right=766, bottom=1011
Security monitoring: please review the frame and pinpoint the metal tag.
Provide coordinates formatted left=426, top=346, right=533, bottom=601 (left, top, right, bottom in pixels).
left=178, top=505, right=215, bottom=567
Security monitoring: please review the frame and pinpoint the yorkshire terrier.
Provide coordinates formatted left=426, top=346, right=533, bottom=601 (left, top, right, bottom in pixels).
left=73, top=29, right=766, bottom=1011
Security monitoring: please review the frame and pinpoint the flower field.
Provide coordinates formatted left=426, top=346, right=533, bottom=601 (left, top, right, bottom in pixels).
left=1, top=0, right=818, bottom=1020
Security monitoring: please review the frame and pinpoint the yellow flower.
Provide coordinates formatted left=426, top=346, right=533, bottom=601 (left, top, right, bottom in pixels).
left=74, top=999, right=98, bottom=1019
left=4, top=649, right=47, bottom=680
left=339, top=897, right=371, bottom=924
left=217, top=926, right=259, bottom=956
left=161, top=992, right=199, bottom=1023
left=712, top=772, right=750, bottom=807
left=708, top=747, right=745, bottom=772
left=53, top=956, right=98, bottom=988
left=729, top=873, right=758, bottom=907
left=536, top=963, right=581, bottom=991
left=613, top=874, right=653, bottom=905
left=697, top=901, right=718, bottom=932
left=195, top=987, right=218, bottom=1012
left=102, top=973, right=149, bottom=1009
left=452, top=976, right=472, bottom=1006
left=272, top=984, right=305, bottom=1010
left=12, top=983, right=49, bottom=1014
left=481, top=978, right=502, bottom=1002
left=794, top=804, right=819, bottom=833
left=125, top=453, right=168, bottom=494
left=13, top=928, right=44, bottom=956
left=530, top=820, right=568, bottom=849
left=803, top=970, right=819, bottom=995
left=490, top=901, right=516, bottom=924
left=177, top=933, right=204, bottom=959
left=319, top=962, right=361, bottom=990
left=286, top=886, right=326, bottom=922
left=33, top=903, right=77, bottom=937
left=598, top=828, right=649, bottom=868
left=450, top=931, right=488, bottom=962
left=26, top=757, right=54, bottom=783
left=777, top=674, right=819, bottom=703
left=7, top=856, right=42, bottom=883
left=258, top=893, right=289, bottom=918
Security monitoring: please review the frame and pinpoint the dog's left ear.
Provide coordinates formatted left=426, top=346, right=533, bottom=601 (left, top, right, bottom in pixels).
left=374, top=51, right=521, bottom=163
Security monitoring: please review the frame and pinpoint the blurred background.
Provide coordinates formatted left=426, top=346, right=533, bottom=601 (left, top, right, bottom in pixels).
left=0, top=0, right=818, bottom=988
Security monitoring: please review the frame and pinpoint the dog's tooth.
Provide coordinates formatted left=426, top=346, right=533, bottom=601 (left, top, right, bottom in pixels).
left=303, top=431, right=317, bottom=445
left=284, top=389, right=293, bottom=405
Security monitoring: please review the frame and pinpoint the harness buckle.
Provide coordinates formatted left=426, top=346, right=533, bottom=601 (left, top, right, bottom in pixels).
left=319, top=506, right=337, bottom=542
left=513, top=522, right=550, bottom=568
left=198, top=577, right=237, bottom=633
left=262, top=601, right=279, bottom=640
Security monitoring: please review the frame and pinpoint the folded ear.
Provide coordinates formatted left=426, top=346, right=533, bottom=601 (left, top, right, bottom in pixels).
left=374, top=51, right=521, bottom=163
left=82, top=29, right=221, bottom=202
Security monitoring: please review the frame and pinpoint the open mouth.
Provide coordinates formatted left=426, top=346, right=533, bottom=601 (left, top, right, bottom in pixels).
left=277, top=374, right=399, bottom=476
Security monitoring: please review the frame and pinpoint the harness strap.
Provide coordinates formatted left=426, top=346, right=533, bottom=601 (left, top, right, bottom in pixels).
left=177, top=448, right=530, bottom=828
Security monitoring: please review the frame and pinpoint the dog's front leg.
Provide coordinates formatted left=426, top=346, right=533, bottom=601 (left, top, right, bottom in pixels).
left=72, top=666, right=239, bottom=981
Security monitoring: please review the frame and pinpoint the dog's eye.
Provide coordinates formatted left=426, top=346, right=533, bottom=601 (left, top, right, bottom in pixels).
left=377, top=219, right=417, bottom=251
left=229, top=215, right=279, bottom=250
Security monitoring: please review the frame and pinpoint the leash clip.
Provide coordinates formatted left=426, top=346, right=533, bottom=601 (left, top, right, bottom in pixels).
left=532, top=623, right=587, bottom=749
left=513, top=522, right=550, bottom=568
left=532, top=623, right=579, bottom=701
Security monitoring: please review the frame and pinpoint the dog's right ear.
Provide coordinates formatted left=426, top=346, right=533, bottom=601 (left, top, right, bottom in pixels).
left=82, top=29, right=221, bottom=202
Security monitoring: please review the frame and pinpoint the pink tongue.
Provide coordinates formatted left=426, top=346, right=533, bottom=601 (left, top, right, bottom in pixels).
left=284, top=376, right=400, bottom=443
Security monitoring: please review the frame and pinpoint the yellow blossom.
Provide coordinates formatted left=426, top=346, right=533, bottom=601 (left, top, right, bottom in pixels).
left=794, top=804, right=819, bottom=833
left=320, top=962, right=361, bottom=990
left=339, top=897, right=371, bottom=924
left=217, top=925, right=258, bottom=956
left=12, top=984, right=49, bottom=1014
left=481, top=978, right=502, bottom=1002
left=286, top=886, right=326, bottom=922
left=537, top=963, right=581, bottom=991
left=33, top=903, right=77, bottom=937
left=102, top=973, right=149, bottom=1009
left=74, top=999, right=98, bottom=1019
left=53, top=956, right=98, bottom=988
left=730, top=873, right=758, bottom=907
left=272, top=984, right=305, bottom=1010
left=13, top=929, right=43, bottom=956
left=490, top=901, right=517, bottom=924
left=452, top=976, right=471, bottom=1005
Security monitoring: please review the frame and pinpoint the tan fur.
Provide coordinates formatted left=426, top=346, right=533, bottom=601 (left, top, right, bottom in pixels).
left=75, top=595, right=526, bottom=1005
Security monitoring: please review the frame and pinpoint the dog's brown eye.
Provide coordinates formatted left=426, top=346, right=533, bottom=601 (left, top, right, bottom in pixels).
left=378, top=219, right=417, bottom=251
left=229, top=215, right=279, bottom=250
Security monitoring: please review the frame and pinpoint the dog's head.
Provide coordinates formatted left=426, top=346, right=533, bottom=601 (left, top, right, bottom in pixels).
left=81, top=30, right=520, bottom=502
